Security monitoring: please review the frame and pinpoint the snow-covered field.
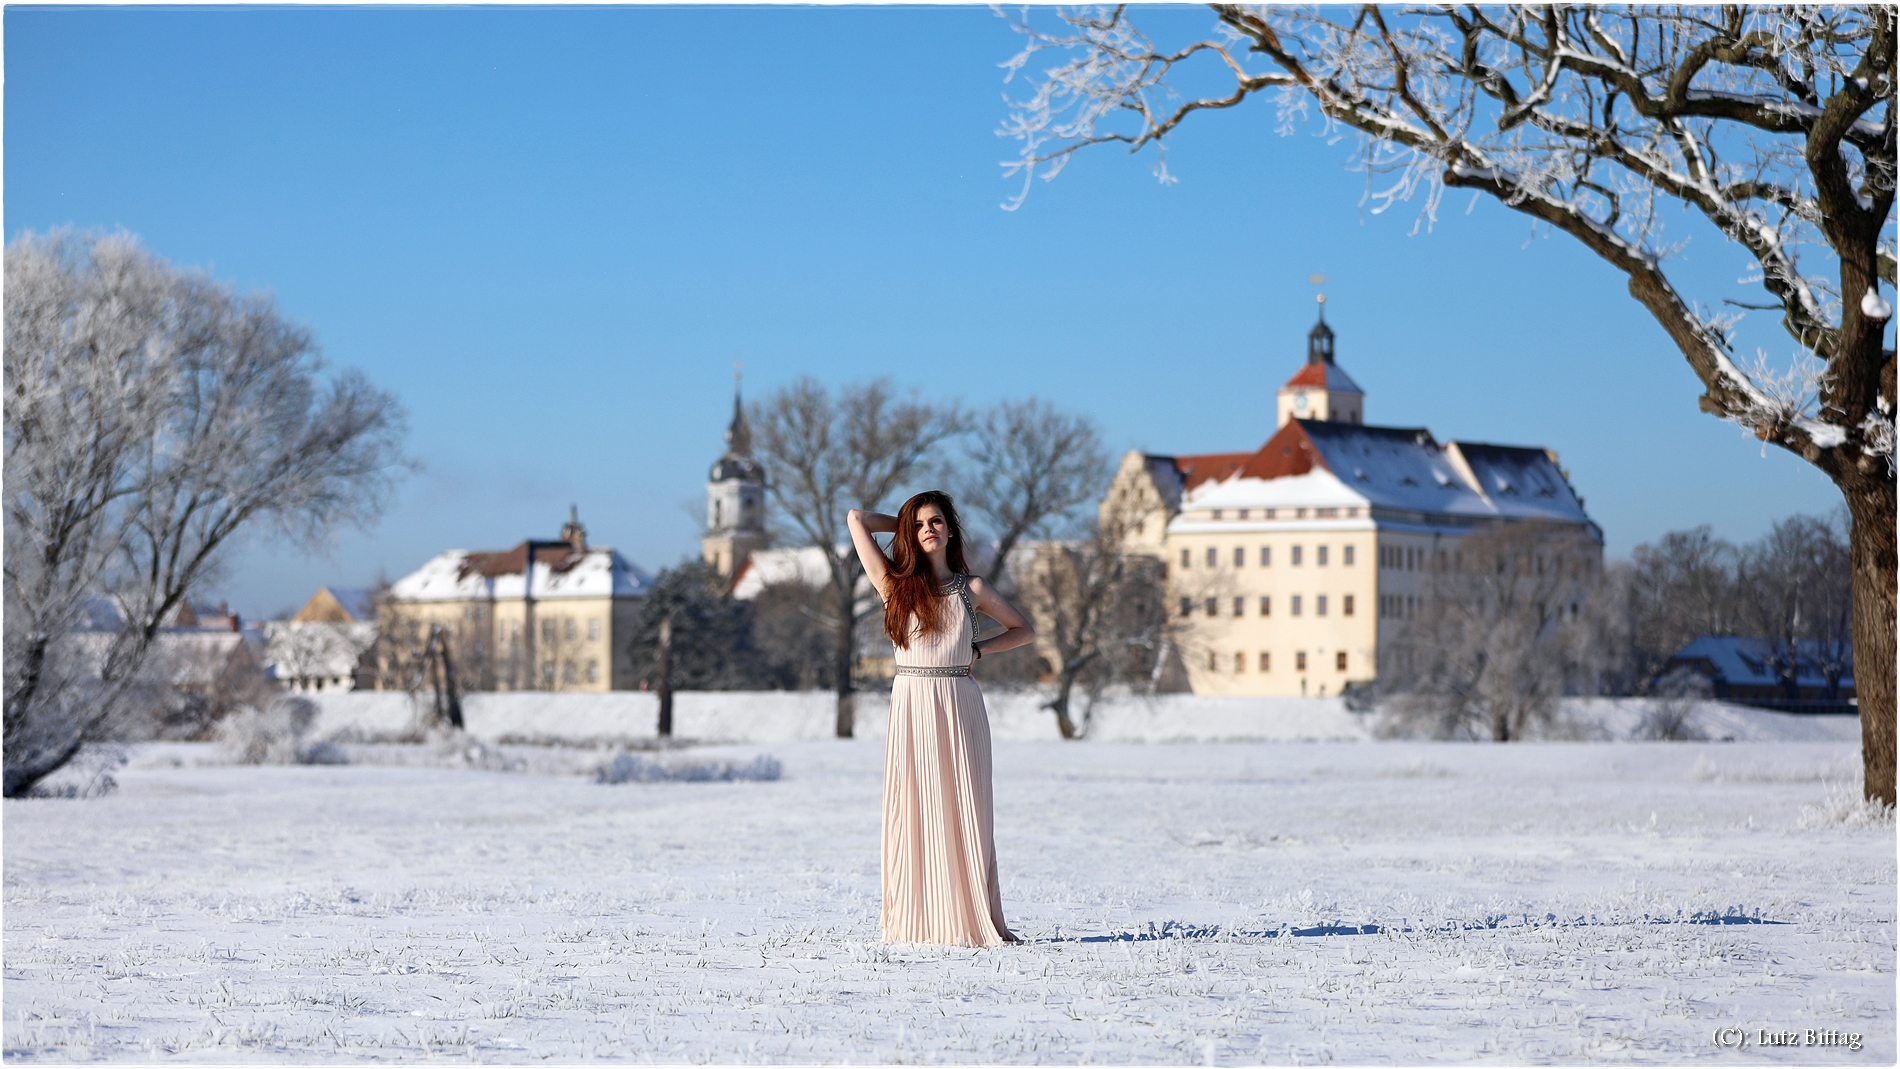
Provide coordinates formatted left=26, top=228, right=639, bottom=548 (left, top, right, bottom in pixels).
left=5, top=737, right=1892, bottom=1064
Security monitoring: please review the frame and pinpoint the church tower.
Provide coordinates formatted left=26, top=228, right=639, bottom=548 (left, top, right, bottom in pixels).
left=702, top=379, right=769, bottom=579
left=1276, top=295, right=1364, bottom=428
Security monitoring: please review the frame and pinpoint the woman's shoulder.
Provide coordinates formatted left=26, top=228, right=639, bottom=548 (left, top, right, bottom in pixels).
left=962, top=574, right=992, bottom=597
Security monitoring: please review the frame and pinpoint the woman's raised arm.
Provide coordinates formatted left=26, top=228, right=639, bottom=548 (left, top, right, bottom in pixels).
left=966, top=577, right=1036, bottom=658
left=847, top=509, right=898, bottom=600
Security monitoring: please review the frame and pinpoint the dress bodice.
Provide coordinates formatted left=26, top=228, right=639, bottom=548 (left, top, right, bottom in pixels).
left=892, top=576, right=976, bottom=668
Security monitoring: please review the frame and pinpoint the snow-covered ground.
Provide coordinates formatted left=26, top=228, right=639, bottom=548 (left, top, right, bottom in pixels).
left=5, top=737, right=1892, bottom=1063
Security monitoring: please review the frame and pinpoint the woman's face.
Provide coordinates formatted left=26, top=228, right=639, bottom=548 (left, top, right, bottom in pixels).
left=913, top=504, right=950, bottom=556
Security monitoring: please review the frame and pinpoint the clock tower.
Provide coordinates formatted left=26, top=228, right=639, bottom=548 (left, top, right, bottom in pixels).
left=702, top=378, right=769, bottom=579
left=1276, top=296, right=1364, bottom=428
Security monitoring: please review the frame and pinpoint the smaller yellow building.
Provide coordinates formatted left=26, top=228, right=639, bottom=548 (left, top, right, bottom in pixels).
left=381, top=509, right=652, bottom=692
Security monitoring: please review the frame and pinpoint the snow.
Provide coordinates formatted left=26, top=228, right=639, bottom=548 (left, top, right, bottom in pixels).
left=299, top=690, right=1862, bottom=748
left=6, top=725, right=1890, bottom=1062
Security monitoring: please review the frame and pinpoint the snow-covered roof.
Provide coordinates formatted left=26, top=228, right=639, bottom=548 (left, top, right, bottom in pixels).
left=262, top=621, right=376, bottom=680
left=1165, top=420, right=1596, bottom=533
left=1668, top=635, right=1853, bottom=690
left=390, top=546, right=650, bottom=603
left=729, top=542, right=1000, bottom=601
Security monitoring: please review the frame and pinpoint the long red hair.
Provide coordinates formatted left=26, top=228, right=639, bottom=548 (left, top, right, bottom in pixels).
left=882, top=490, right=972, bottom=649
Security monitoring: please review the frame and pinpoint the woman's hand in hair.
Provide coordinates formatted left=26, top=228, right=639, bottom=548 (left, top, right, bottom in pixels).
left=847, top=509, right=898, bottom=600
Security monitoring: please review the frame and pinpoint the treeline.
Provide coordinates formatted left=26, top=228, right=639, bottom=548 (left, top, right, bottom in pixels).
left=1383, top=512, right=1852, bottom=741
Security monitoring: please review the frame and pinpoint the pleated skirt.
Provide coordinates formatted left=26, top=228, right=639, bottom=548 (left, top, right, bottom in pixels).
left=880, top=675, right=1014, bottom=946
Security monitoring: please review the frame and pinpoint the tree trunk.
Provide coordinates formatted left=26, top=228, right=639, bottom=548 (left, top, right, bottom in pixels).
left=1845, top=483, right=1896, bottom=806
left=1045, top=671, right=1080, bottom=740
left=834, top=587, right=856, bottom=739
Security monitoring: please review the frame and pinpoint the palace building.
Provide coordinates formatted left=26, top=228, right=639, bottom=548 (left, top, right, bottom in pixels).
left=1105, top=301, right=1601, bottom=698
left=382, top=508, right=652, bottom=692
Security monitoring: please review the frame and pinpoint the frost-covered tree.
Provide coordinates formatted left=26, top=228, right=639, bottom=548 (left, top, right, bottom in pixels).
left=4, top=230, right=408, bottom=796
left=749, top=378, right=963, bottom=737
left=1383, top=522, right=1599, bottom=741
left=1001, top=5, right=1897, bottom=802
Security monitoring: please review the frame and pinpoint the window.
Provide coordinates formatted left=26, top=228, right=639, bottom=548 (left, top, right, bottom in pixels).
left=1264, top=508, right=1277, bottom=519
left=1259, top=596, right=1271, bottom=616
left=1291, top=595, right=1303, bottom=616
left=564, top=618, right=577, bottom=641
left=1296, top=508, right=1308, bottom=519
left=562, top=661, right=577, bottom=685
left=1234, top=546, right=1246, bottom=567
left=588, top=619, right=600, bottom=641
left=1205, top=597, right=1218, bottom=616
left=1206, top=547, right=1218, bottom=567
left=1317, top=595, right=1329, bottom=616
left=1292, top=545, right=1304, bottom=566
left=1336, top=651, right=1348, bottom=672
left=1343, top=595, right=1355, bottom=617
left=1212, top=509, right=1223, bottom=520
left=541, top=620, right=555, bottom=643
left=1317, top=545, right=1329, bottom=566
left=541, top=662, right=555, bottom=686
left=1296, top=651, right=1308, bottom=671
left=1233, top=596, right=1245, bottom=616
left=1181, top=597, right=1194, bottom=617
left=1208, top=650, right=1219, bottom=671
left=1234, top=652, right=1246, bottom=673
left=1260, top=546, right=1271, bottom=566
left=1343, top=545, right=1355, bottom=566
left=1346, top=508, right=1357, bottom=518
left=1181, top=549, right=1191, bottom=568
left=586, top=660, right=599, bottom=683
left=1258, top=652, right=1271, bottom=672
left=1237, top=509, right=1249, bottom=520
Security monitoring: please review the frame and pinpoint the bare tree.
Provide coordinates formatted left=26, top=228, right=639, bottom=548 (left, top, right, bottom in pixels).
left=751, top=580, right=842, bottom=691
left=3, top=230, right=408, bottom=796
left=1738, top=512, right=1853, bottom=698
left=960, top=399, right=1111, bottom=588
left=1384, top=522, right=1597, bottom=741
left=749, top=378, right=963, bottom=736
left=1014, top=502, right=1179, bottom=738
left=1001, top=6, right=1895, bottom=800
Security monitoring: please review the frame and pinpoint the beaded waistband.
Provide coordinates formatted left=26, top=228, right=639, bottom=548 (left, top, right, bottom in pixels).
left=893, top=664, right=972, bottom=678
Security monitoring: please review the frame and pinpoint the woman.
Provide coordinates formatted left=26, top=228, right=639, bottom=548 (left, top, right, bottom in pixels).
left=848, top=491, right=1036, bottom=947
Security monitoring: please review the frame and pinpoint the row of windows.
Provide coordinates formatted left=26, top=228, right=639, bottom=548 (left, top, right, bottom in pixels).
left=1381, top=545, right=1432, bottom=571
left=1181, top=595, right=1356, bottom=618
left=1204, top=507, right=1358, bottom=521
left=1205, top=650, right=1350, bottom=673
left=541, top=660, right=601, bottom=686
left=1181, top=544, right=1357, bottom=569
left=1380, top=594, right=1419, bottom=619
left=428, top=617, right=605, bottom=643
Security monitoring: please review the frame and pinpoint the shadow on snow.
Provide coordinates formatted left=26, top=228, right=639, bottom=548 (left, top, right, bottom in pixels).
left=1041, top=911, right=1784, bottom=944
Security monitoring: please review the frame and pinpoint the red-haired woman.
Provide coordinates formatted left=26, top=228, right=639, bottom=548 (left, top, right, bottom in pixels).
left=848, top=491, right=1036, bottom=946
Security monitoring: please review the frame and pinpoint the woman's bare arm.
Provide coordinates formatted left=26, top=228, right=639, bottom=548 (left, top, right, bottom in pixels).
left=847, top=510, right=898, bottom=600
left=966, top=577, right=1036, bottom=657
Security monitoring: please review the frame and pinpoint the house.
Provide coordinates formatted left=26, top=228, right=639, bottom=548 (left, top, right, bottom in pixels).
left=1104, top=300, right=1602, bottom=697
left=1665, top=635, right=1856, bottom=711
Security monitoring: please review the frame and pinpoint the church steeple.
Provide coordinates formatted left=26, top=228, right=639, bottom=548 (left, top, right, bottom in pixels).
left=1307, top=297, right=1336, bottom=364
left=1276, top=293, right=1364, bottom=428
left=703, top=368, right=769, bottom=579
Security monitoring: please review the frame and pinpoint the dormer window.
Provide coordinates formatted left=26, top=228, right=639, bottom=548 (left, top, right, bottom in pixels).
left=1212, top=509, right=1223, bottom=520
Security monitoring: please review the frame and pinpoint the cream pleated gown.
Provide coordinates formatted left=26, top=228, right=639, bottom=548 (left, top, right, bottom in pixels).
left=881, top=576, right=1014, bottom=946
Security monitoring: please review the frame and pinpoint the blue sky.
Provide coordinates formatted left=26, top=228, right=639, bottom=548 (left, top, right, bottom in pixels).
left=6, top=5, right=1866, bottom=619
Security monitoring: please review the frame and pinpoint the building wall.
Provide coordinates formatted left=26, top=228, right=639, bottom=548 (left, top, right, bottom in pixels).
left=1165, top=520, right=1380, bottom=697
left=381, top=595, right=632, bottom=693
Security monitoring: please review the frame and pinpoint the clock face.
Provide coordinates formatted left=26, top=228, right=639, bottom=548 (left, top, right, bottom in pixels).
left=1294, top=392, right=1309, bottom=412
